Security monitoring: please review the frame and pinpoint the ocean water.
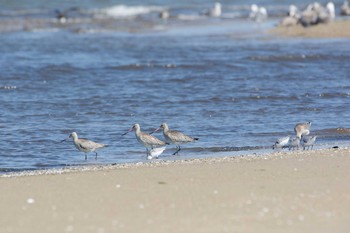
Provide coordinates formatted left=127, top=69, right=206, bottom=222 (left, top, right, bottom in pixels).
left=1, top=0, right=350, bottom=172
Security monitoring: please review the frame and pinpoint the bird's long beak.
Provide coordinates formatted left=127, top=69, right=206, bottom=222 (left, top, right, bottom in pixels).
left=60, top=138, right=68, bottom=143
left=150, top=127, right=161, bottom=135
left=122, top=127, right=133, bottom=136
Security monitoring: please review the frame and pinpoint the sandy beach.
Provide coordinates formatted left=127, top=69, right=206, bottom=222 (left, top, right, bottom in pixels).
left=1, top=148, right=350, bottom=233
left=271, top=19, right=350, bottom=38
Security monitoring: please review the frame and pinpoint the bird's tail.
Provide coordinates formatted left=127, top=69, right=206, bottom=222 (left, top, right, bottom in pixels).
left=194, top=138, right=199, bottom=141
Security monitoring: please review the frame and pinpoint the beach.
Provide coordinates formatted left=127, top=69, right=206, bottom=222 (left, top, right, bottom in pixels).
left=1, top=1, right=350, bottom=232
left=1, top=148, right=350, bottom=233
left=271, top=19, right=350, bottom=38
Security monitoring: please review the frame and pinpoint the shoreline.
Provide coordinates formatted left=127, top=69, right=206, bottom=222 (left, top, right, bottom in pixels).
left=0, top=147, right=344, bottom=178
left=1, top=147, right=350, bottom=232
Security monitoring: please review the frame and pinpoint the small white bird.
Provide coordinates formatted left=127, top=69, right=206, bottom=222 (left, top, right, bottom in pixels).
left=159, top=10, right=170, bottom=19
left=280, top=5, right=300, bottom=27
left=249, top=4, right=268, bottom=23
left=318, top=2, right=335, bottom=23
left=326, top=2, right=336, bottom=19
left=294, top=122, right=311, bottom=139
left=204, top=2, right=222, bottom=17
left=289, top=137, right=301, bottom=150
left=122, top=123, right=168, bottom=159
left=148, top=147, right=166, bottom=160
left=61, top=132, right=107, bottom=160
left=273, top=135, right=290, bottom=150
left=302, top=135, right=317, bottom=150
left=152, top=123, right=198, bottom=155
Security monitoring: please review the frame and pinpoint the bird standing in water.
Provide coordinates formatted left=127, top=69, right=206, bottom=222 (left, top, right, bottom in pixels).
left=152, top=123, right=198, bottom=155
left=61, top=132, right=107, bottom=160
left=122, top=123, right=168, bottom=159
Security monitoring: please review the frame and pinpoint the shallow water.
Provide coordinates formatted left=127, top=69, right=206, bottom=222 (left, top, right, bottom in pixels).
left=1, top=0, right=350, bottom=172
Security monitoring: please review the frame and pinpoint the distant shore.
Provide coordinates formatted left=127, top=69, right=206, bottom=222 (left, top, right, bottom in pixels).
left=270, top=19, right=350, bottom=38
left=1, top=148, right=350, bottom=233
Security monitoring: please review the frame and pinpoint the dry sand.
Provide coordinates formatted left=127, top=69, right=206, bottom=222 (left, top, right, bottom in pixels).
left=1, top=148, right=350, bottom=233
left=271, top=19, right=350, bottom=38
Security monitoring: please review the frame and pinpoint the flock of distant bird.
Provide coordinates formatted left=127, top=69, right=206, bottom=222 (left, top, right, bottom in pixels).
left=160, top=1, right=350, bottom=26
left=273, top=122, right=317, bottom=151
left=279, top=1, right=350, bottom=27
left=55, top=1, right=350, bottom=26
left=61, top=121, right=318, bottom=161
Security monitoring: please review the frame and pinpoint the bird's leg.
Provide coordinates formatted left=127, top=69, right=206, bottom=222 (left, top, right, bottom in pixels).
left=95, top=152, right=98, bottom=160
left=85, top=153, right=87, bottom=160
left=173, top=146, right=181, bottom=155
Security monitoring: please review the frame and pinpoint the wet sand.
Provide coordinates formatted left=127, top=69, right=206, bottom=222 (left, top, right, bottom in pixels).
left=271, top=19, right=350, bottom=38
left=1, top=148, right=350, bottom=233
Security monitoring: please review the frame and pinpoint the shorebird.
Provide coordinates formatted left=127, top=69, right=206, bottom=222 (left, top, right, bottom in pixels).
left=122, top=124, right=168, bottom=159
left=148, top=147, right=167, bottom=160
left=341, top=0, right=350, bottom=15
left=300, top=2, right=335, bottom=26
left=318, top=2, right=335, bottom=23
left=280, top=5, right=300, bottom=27
left=61, top=132, right=107, bottom=160
left=152, top=123, right=198, bottom=155
left=294, top=122, right=311, bottom=139
left=159, top=10, right=170, bottom=19
left=273, top=135, right=290, bottom=150
left=55, top=10, right=67, bottom=23
left=302, top=135, right=317, bottom=150
left=289, top=137, right=301, bottom=150
left=203, top=2, right=222, bottom=17
left=249, top=4, right=268, bottom=23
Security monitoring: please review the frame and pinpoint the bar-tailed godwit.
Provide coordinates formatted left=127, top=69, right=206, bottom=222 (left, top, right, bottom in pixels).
left=61, top=132, right=107, bottom=160
left=152, top=123, right=198, bottom=155
left=122, top=123, right=168, bottom=159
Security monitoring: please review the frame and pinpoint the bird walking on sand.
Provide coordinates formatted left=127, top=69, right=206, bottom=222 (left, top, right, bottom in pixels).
left=302, top=135, right=317, bottom=150
left=294, top=121, right=311, bottom=139
left=61, top=132, right=107, bottom=160
left=122, top=123, right=168, bottom=159
left=273, top=135, right=290, bottom=150
left=289, top=137, right=301, bottom=150
left=152, top=123, right=198, bottom=155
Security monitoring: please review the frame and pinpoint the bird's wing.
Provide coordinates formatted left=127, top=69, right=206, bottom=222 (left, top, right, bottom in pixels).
left=167, top=130, right=194, bottom=143
left=79, top=139, right=105, bottom=150
left=140, top=132, right=166, bottom=147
